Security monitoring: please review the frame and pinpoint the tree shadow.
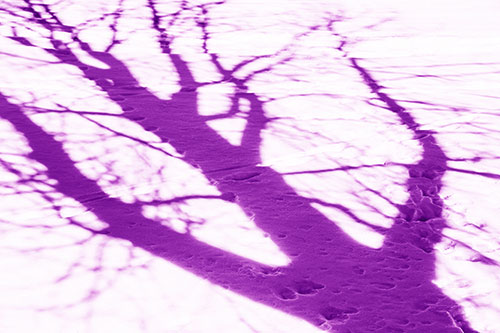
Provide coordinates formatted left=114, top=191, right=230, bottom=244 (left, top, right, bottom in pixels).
left=0, top=1, right=481, bottom=332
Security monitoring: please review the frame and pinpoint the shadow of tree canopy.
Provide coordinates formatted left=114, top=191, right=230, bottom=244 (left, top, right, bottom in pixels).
left=3, top=0, right=499, bottom=332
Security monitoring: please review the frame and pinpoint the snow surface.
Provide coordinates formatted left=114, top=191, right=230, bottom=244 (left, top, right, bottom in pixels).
left=1, top=0, right=500, bottom=332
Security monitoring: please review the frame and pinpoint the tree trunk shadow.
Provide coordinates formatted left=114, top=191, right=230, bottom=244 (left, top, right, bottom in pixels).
left=0, top=44, right=477, bottom=332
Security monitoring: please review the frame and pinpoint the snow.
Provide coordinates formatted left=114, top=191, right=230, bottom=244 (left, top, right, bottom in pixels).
left=1, top=0, right=500, bottom=332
